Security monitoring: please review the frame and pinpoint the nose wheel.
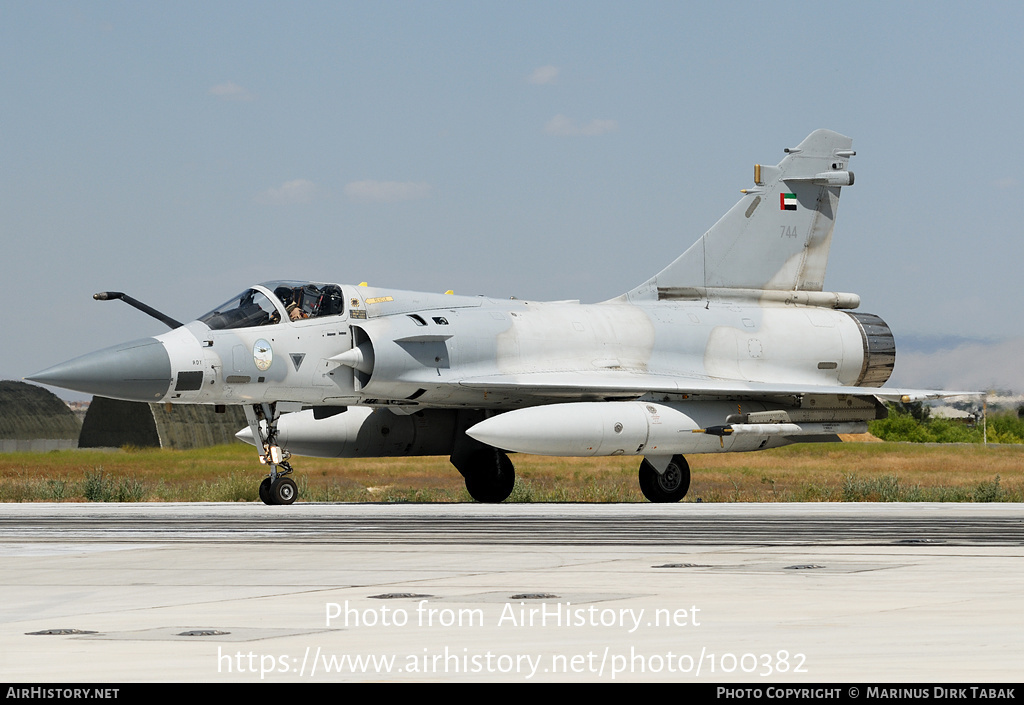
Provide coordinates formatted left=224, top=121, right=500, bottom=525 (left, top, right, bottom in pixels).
left=258, top=475, right=297, bottom=505
left=246, top=403, right=299, bottom=506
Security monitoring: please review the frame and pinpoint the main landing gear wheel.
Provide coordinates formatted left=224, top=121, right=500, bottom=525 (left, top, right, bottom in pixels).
left=463, top=449, right=516, bottom=503
left=638, top=454, right=691, bottom=503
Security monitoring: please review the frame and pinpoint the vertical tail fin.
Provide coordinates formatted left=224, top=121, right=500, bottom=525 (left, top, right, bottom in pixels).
left=626, top=129, right=855, bottom=300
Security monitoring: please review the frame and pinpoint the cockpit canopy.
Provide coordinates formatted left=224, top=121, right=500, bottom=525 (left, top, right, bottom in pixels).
left=198, top=281, right=345, bottom=330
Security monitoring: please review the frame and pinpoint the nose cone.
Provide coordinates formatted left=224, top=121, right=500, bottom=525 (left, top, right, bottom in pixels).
left=27, top=337, right=172, bottom=402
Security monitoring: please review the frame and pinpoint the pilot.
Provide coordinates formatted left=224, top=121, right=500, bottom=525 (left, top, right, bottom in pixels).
left=268, top=287, right=294, bottom=325
left=273, top=285, right=306, bottom=321
left=288, top=287, right=307, bottom=320
left=273, top=286, right=294, bottom=307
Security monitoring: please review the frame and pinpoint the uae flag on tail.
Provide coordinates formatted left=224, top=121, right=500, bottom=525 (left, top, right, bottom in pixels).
left=780, top=193, right=797, bottom=210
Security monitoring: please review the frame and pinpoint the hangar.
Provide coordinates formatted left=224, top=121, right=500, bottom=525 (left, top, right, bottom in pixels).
left=79, top=398, right=248, bottom=449
left=0, top=381, right=82, bottom=452
left=1, top=381, right=246, bottom=451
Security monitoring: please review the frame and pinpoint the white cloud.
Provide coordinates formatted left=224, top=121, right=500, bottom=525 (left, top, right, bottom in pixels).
left=543, top=114, right=618, bottom=136
left=256, top=179, right=317, bottom=205
left=208, top=82, right=256, bottom=102
left=344, top=180, right=431, bottom=203
left=528, top=65, right=559, bottom=85
left=891, top=339, right=1024, bottom=393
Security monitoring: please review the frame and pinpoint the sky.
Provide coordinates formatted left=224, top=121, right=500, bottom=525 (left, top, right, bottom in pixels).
left=3, top=1, right=1022, bottom=396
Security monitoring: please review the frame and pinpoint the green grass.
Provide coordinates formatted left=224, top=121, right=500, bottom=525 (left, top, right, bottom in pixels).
left=0, top=440, right=1021, bottom=503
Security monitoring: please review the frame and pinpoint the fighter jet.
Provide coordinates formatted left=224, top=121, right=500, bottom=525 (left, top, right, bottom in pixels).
left=29, top=129, right=967, bottom=505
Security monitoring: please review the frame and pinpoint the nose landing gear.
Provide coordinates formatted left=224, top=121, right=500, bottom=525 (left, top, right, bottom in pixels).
left=245, top=403, right=298, bottom=505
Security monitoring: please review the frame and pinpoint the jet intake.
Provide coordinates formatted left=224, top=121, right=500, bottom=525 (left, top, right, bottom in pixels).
left=329, top=345, right=373, bottom=374
left=346, top=319, right=454, bottom=398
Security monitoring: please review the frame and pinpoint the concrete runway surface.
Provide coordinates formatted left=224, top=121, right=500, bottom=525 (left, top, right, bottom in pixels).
left=0, top=502, right=1021, bottom=683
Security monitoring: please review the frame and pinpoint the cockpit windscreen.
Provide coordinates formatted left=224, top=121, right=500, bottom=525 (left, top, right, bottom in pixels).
left=198, top=281, right=345, bottom=330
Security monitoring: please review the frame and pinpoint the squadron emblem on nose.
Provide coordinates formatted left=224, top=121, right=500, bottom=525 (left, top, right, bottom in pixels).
left=253, top=339, right=273, bottom=371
